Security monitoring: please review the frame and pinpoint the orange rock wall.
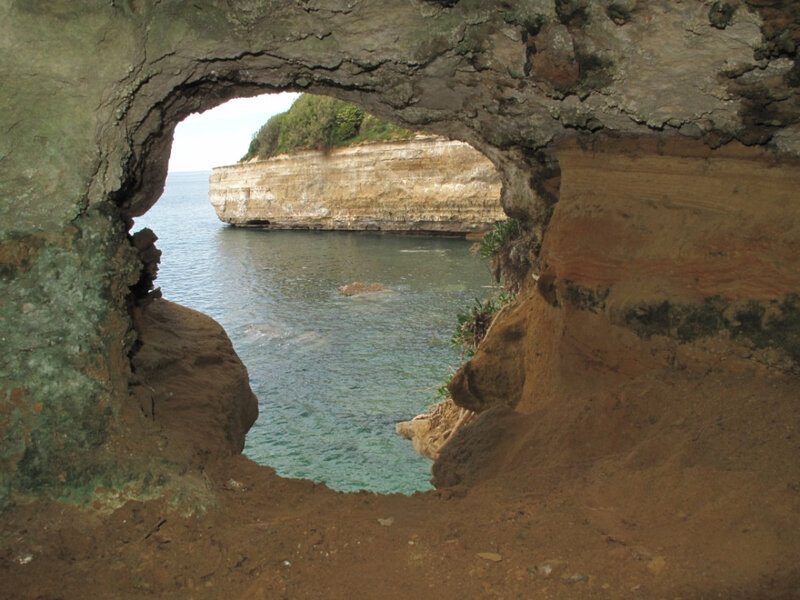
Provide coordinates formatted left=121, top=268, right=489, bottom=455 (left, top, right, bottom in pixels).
left=443, top=138, right=800, bottom=486
left=546, top=138, right=800, bottom=303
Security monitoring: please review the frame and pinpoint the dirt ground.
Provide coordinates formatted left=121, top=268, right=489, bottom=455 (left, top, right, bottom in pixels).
left=2, top=448, right=798, bottom=600
left=2, top=358, right=799, bottom=600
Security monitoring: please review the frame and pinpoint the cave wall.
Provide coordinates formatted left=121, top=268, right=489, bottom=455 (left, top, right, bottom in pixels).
left=0, top=0, right=798, bottom=507
left=434, top=137, right=800, bottom=555
left=449, top=137, right=800, bottom=414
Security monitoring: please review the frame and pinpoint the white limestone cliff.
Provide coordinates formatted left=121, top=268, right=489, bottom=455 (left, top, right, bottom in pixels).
left=208, top=136, right=504, bottom=233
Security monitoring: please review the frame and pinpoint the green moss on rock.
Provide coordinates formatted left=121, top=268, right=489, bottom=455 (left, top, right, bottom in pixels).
left=623, top=294, right=800, bottom=367
left=563, top=280, right=610, bottom=313
left=708, top=2, right=736, bottom=30
left=0, top=205, right=139, bottom=508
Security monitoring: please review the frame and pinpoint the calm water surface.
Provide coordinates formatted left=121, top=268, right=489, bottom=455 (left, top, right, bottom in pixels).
left=135, top=171, right=495, bottom=493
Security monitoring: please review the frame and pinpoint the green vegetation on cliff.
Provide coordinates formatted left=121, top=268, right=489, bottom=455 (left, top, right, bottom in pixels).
left=451, top=291, right=515, bottom=358
left=474, top=218, right=531, bottom=293
left=242, top=94, right=415, bottom=161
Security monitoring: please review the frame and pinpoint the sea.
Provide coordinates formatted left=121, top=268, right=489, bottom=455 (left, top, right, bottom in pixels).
left=134, top=170, right=496, bottom=494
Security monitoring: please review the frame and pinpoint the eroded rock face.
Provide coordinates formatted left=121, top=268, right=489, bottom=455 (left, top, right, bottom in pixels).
left=130, top=299, right=258, bottom=458
left=438, top=137, right=800, bottom=488
left=395, top=398, right=475, bottom=461
left=209, top=136, right=504, bottom=232
left=0, top=0, right=798, bottom=512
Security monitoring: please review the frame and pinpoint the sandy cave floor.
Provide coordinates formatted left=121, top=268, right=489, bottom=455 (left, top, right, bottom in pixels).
left=2, top=445, right=798, bottom=600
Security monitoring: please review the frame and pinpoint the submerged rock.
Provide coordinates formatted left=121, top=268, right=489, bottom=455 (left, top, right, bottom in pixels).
left=338, top=282, right=392, bottom=296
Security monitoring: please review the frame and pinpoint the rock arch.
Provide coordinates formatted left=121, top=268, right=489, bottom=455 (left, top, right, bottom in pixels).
left=2, top=4, right=800, bottom=594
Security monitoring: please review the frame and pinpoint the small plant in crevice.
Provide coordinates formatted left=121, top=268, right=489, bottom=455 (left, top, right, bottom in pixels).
left=475, top=218, right=519, bottom=260
left=473, top=218, right=531, bottom=293
left=451, top=291, right=515, bottom=358
left=434, top=368, right=457, bottom=401
left=425, top=221, right=525, bottom=410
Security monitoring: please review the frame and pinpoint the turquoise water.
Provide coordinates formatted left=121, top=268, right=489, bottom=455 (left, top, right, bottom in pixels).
left=134, top=171, right=495, bottom=494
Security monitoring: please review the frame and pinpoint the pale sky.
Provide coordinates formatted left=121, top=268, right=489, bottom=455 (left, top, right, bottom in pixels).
left=168, top=92, right=301, bottom=172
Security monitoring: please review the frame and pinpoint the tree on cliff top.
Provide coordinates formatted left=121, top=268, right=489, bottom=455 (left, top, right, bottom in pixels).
left=241, top=94, right=415, bottom=161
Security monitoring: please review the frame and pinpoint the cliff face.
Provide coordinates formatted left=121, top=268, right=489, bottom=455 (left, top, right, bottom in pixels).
left=443, top=137, right=800, bottom=467
left=429, top=139, right=800, bottom=595
left=208, top=136, right=504, bottom=233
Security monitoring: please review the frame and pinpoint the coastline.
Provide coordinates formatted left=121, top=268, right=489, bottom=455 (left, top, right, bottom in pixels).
left=208, top=136, right=505, bottom=233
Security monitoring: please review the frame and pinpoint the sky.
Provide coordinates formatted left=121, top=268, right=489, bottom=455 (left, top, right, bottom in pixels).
left=167, top=92, right=301, bottom=173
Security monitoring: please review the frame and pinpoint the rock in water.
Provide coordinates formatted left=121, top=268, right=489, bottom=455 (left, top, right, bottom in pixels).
left=338, top=282, right=392, bottom=296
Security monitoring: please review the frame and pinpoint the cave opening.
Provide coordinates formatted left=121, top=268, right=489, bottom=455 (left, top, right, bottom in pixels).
left=5, top=4, right=800, bottom=597
left=130, top=92, right=503, bottom=494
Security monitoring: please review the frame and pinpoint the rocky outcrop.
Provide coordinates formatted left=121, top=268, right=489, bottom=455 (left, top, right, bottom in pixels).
left=208, top=137, right=504, bottom=233
left=2, top=3, right=798, bottom=504
left=130, top=298, right=258, bottom=458
left=395, top=398, right=474, bottom=461
left=438, top=136, right=800, bottom=487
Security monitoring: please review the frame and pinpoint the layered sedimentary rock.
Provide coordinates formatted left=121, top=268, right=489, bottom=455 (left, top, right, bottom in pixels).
left=209, top=137, right=504, bottom=232
left=425, top=140, right=800, bottom=595
left=434, top=135, right=800, bottom=488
